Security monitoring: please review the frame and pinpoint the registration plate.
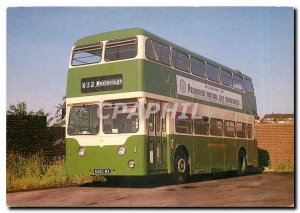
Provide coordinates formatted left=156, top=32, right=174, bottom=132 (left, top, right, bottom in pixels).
left=94, top=168, right=111, bottom=174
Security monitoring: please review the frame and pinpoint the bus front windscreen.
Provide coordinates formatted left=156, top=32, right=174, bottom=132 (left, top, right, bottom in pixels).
left=102, top=100, right=139, bottom=134
left=67, top=105, right=100, bottom=135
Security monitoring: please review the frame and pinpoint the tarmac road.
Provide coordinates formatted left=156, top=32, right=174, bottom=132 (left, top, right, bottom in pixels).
left=7, top=172, right=294, bottom=207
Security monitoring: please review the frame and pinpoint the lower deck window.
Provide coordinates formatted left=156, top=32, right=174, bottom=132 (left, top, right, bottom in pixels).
left=247, top=124, right=253, bottom=138
left=210, top=118, right=223, bottom=136
left=175, top=113, right=192, bottom=134
left=102, top=99, right=139, bottom=134
left=236, top=122, right=246, bottom=138
left=194, top=117, right=209, bottom=135
left=67, top=105, right=100, bottom=135
left=224, top=120, right=236, bottom=137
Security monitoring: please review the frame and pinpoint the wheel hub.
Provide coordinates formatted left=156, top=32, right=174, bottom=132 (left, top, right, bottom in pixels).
left=178, top=158, right=186, bottom=173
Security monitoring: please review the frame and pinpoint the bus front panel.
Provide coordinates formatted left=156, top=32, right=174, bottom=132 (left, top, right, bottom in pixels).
left=65, top=135, right=148, bottom=176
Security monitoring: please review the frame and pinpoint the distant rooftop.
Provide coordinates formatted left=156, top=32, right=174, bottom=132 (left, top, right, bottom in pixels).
left=263, top=113, right=294, bottom=119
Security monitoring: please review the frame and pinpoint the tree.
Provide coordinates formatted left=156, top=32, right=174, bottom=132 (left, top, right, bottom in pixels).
left=7, top=101, right=51, bottom=124
left=7, top=102, right=27, bottom=116
left=49, top=96, right=66, bottom=127
left=7, top=98, right=66, bottom=127
left=29, top=109, right=49, bottom=117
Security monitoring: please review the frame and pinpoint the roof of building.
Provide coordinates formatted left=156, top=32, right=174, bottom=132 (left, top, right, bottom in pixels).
left=263, top=113, right=294, bottom=119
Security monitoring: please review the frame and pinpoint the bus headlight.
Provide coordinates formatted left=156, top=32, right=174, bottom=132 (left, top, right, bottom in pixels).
left=117, top=146, right=126, bottom=156
left=128, top=160, right=135, bottom=169
left=78, top=147, right=85, bottom=157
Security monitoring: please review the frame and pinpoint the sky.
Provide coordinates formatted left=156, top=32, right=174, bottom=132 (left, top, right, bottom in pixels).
left=6, top=7, right=294, bottom=118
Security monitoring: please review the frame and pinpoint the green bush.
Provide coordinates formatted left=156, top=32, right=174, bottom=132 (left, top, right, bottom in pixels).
left=6, top=153, right=105, bottom=192
left=272, top=163, right=294, bottom=172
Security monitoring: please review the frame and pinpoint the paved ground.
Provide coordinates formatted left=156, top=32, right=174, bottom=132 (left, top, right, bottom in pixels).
left=7, top=172, right=294, bottom=207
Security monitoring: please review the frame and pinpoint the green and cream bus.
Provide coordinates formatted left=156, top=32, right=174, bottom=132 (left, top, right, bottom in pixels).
left=65, top=28, right=258, bottom=183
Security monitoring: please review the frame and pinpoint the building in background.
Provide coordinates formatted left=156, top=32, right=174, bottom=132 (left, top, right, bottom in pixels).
left=255, top=115, right=261, bottom=124
left=260, top=113, right=294, bottom=124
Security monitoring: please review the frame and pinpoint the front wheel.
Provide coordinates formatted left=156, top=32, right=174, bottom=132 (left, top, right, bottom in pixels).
left=237, top=150, right=247, bottom=176
left=173, top=150, right=189, bottom=184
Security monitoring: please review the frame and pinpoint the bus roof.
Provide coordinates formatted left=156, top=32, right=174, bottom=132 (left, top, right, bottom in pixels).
left=74, top=28, right=252, bottom=80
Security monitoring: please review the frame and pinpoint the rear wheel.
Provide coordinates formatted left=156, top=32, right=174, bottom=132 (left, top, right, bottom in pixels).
left=237, top=150, right=247, bottom=176
left=173, top=150, right=189, bottom=184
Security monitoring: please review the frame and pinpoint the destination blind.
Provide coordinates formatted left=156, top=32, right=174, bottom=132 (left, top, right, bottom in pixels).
left=81, top=74, right=123, bottom=93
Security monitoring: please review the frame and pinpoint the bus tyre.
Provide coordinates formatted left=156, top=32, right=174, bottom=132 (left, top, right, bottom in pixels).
left=173, top=150, right=189, bottom=184
left=237, top=150, right=247, bottom=176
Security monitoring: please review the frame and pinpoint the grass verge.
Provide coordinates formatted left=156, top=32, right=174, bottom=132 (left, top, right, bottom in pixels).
left=6, top=153, right=105, bottom=192
left=271, top=163, right=294, bottom=172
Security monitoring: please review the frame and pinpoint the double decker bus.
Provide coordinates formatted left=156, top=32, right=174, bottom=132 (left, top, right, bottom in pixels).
left=65, top=28, right=258, bottom=183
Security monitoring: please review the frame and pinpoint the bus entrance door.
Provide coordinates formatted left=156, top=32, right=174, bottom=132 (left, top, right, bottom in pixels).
left=147, top=100, right=167, bottom=173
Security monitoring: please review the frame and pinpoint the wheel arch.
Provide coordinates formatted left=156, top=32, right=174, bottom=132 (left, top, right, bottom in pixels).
left=174, top=145, right=189, bottom=158
left=238, top=147, right=248, bottom=163
left=173, top=145, right=191, bottom=175
left=237, top=146, right=248, bottom=176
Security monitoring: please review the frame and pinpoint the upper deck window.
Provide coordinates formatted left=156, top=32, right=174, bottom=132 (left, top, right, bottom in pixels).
left=233, top=74, right=243, bottom=90
left=105, top=36, right=138, bottom=62
left=221, top=69, right=233, bottom=87
left=71, top=42, right=102, bottom=66
left=172, top=49, right=189, bottom=72
left=244, top=78, right=254, bottom=94
left=207, top=63, right=220, bottom=82
left=145, top=39, right=171, bottom=66
left=191, top=57, right=206, bottom=78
